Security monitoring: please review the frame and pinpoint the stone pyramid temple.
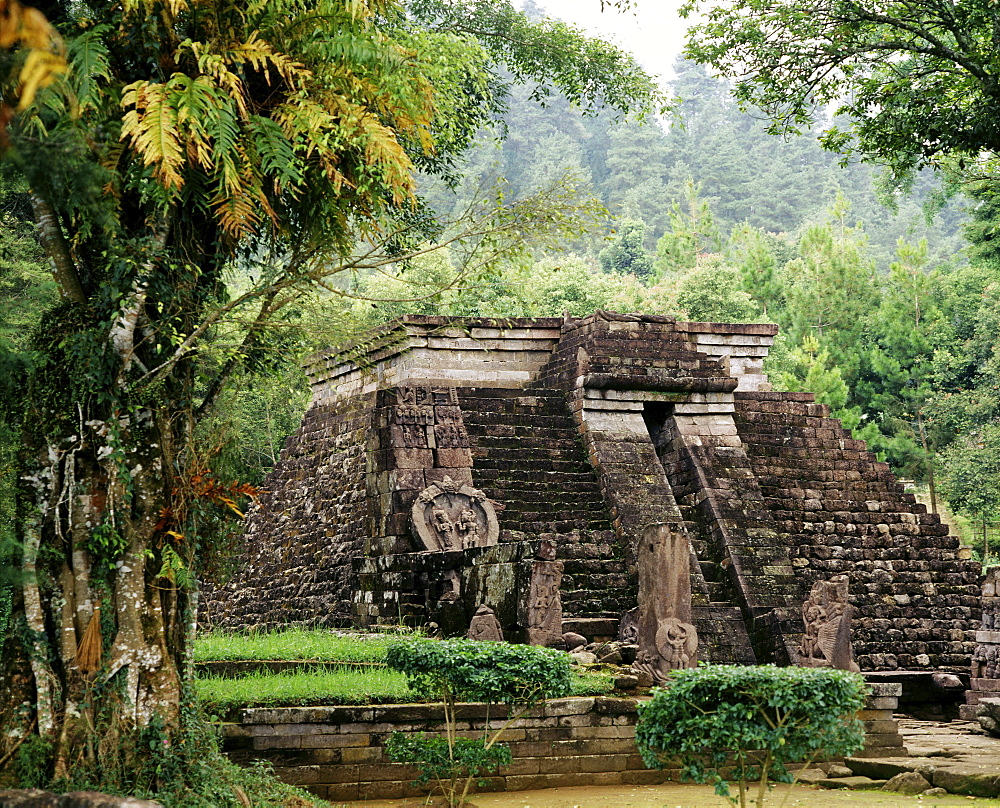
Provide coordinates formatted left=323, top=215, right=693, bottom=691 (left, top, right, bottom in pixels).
left=206, top=312, right=982, bottom=671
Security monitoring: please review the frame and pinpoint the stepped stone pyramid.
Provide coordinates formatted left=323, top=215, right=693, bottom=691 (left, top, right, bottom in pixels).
left=205, top=312, right=981, bottom=670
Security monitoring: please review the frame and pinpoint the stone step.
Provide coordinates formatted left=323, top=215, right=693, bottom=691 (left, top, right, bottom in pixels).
left=959, top=703, right=983, bottom=721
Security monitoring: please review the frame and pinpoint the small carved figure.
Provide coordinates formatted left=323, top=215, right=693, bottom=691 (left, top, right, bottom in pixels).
left=456, top=508, right=480, bottom=548
left=617, top=608, right=639, bottom=645
left=411, top=478, right=499, bottom=552
left=434, top=423, right=469, bottom=448
left=656, top=617, right=698, bottom=670
left=438, top=570, right=461, bottom=603
left=399, top=422, right=428, bottom=447
left=799, top=575, right=860, bottom=673
left=432, top=507, right=458, bottom=550
left=467, top=604, right=503, bottom=642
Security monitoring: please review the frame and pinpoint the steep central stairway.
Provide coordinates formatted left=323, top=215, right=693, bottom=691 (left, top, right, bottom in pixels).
left=458, top=388, right=629, bottom=619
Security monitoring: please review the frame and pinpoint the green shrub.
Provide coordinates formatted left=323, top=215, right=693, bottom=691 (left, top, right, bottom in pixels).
left=635, top=664, right=868, bottom=808
left=386, top=639, right=572, bottom=806
left=386, top=637, right=572, bottom=705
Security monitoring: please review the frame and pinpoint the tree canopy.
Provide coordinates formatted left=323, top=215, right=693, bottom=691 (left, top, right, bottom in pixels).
left=682, top=0, right=1000, bottom=181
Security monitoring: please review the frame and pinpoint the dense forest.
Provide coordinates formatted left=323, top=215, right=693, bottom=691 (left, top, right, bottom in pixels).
left=4, top=39, right=998, bottom=567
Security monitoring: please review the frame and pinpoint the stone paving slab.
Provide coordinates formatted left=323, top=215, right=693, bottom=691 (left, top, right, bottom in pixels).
left=836, top=719, right=1000, bottom=798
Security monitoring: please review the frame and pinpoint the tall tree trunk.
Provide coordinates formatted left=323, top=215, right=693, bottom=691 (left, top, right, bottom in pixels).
left=4, top=408, right=188, bottom=782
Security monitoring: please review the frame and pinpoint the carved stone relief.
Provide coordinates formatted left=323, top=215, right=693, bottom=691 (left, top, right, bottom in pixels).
left=411, top=476, right=499, bottom=552
left=617, top=608, right=639, bottom=645
left=397, top=386, right=458, bottom=407
left=632, top=522, right=698, bottom=685
left=467, top=604, right=503, bottom=641
left=525, top=543, right=564, bottom=646
left=799, top=575, right=861, bottom=673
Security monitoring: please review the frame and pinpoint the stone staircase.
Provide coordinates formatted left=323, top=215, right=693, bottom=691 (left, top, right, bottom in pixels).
left=734, top=391, right=980, bottom=670
left=458, top=388, right=629, bottom=619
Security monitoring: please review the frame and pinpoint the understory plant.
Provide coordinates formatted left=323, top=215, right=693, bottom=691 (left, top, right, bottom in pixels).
left=635, top=664, right=868, bottom=808
left=385, top=638, right=572, bottom=806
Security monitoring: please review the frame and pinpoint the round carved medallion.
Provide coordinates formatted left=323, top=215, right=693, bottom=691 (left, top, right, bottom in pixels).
left=411, top=476, right=499, bottom=552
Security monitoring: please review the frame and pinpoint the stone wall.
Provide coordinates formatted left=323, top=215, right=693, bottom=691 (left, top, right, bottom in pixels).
left=204, top=313, right=981, bottom=671
left=205, top=391, right=373, bottom=630
left=733, top=391, right=981, bottom=670
left=221, top=687, right=903, bottom=801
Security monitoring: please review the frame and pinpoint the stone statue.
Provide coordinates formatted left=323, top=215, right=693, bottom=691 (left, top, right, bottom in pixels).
left=411, top=477, right=499, bottom=552
left=432, top=506, right=458, bottom=550
left=456, top=508, right=480, bottom=548
left=618, top=608, right=639, bottom=645
left=467, top=604, right=503, bottom=642
left=525, top=543, right=564, bottom=646
left=799, top=575, right=861, bottom=673
left=632, top=523, right=698, bottom=685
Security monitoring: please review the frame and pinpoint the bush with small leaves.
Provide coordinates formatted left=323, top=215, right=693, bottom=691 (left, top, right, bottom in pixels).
left=635, top=665, right=868, bottom=808
left=386, top=638, right=572, bottom=805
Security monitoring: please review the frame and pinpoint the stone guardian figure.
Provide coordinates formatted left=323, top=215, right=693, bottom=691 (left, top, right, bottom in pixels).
left=632, top=522, right=698, bottom=685
left=799, top=575, right=861, bottom=672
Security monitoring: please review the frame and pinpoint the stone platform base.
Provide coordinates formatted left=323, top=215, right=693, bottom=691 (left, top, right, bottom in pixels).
left=222, top=697, right=671, bottom=802
left=222, top=685, right=903, bottom=802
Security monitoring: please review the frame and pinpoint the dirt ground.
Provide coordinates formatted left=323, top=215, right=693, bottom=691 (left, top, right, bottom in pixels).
left=339, top=782, right=1000, bottom=808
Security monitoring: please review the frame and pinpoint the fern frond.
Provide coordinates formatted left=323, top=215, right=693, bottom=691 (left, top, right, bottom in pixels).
left=247, top=115, right=303, bottom=193
left=230, top=33, right=309, bottom=88
left=67, top=25, right=111, bottom=114
left=18, top=48, right=65, bottom=109
left=213, top=145, right=266, bottom=238
left=121, top=80, right=185, bottom=189
left=359, top=113, right=413, bottom=204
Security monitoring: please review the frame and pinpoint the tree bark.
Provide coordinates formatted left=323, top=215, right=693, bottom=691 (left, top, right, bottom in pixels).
left=29, top=191, right=86, bottom=305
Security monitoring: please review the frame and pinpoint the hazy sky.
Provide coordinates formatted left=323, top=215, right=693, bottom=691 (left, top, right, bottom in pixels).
left=535, top=0, right=696, bottom=89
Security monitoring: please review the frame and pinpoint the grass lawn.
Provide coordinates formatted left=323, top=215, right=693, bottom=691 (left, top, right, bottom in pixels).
left=195, top=627, right=399, bottom=663
left=197, top=666, right=414, bottom=713
left=194, top=629, right=615, bottom=713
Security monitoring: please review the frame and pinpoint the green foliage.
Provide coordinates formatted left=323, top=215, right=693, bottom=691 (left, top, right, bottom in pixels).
left=728, top=224, right=785, bottom=319
left=194, top=628, right=397, bottom=663
left=599, top=219, right=654, bottom=280
left=409, top=0, right=668, bottom=120
left=386, top=638, right=572, bottom=705
left=196, top=667, right=413, bottom=712
left=386, top=638, right=571, bottom=805
left=937, top=423, right=1000, bottom=528
left=675, top=257, right=759, bottom=323
left=14, top=735, right=53, bottom=789
left=781, top=198, right=878, bottom=381
left=653, top=180, right=722, bottom=277
left=682, top=0, right=1000, bottom=185
left=636, top=665, right=867, bottom=808
left=64, top=710, right=325, bottom=808
left=386, top=733, right=512, bottom=789
left=770, top=335, right=879, bottom=451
